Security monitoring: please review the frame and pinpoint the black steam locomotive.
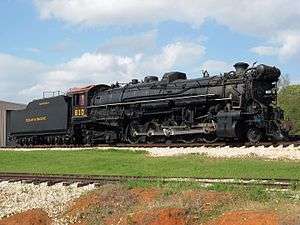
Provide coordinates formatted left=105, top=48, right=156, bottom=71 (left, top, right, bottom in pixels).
left=8, top=62, right=288, bottom=146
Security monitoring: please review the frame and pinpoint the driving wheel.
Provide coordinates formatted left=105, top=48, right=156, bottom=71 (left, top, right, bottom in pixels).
left=247, top=128, right=262, bottom=144
left=125, top=121, right=141, bottom=144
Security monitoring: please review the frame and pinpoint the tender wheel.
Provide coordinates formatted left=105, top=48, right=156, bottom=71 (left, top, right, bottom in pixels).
left=247, top=128, right=262, bottom=144
left=125, top=121, right=141, bottom=144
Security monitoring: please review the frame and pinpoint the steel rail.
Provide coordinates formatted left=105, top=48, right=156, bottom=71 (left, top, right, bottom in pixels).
left=0, top=172, right=298, bottom=189
left=1, top=140, right=300, bottom=149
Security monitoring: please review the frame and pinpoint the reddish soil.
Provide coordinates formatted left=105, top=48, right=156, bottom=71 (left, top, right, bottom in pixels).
left=181, top=190, right=232, bottom=212
left=66, top=192, right=102, bottom=217
left=106, top=208, right=194, bottom=225
left=0, top=209, right=51, bottom=225
left=204, top=210, right=279, bottom=225
left=69, top=221, right=88, bottom=225
left=279, top=214, right=300, bottom=225
left=129, top=187, right=161, bottom=203
left=66, top=186, right=144, bottom=218
left=65, top=185, right=138, bottom=224
left=67, top=188, right=234, bottom=225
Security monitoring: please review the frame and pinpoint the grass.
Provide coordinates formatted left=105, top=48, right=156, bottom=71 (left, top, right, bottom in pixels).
left=0, top=149, right=299, bottom=180
left=125, top=180, right=300, bottom=201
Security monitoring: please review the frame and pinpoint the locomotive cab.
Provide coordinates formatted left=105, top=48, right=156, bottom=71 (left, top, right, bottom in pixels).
left=68, top=85, right=95, bottom=120
left=73, top=93, right=87, bottom=117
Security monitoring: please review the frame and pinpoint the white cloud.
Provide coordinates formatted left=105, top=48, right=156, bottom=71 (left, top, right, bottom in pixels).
left=0, top=53, right=45, bottom=76
left=18, top=40, right=205, bottom=102
left=141, top=41, right=205, bottom=73
left=250, top=46, right=278, bottom=56
left=251, top=32, right=300, bottom=60
left=34, top=0, right=300, bottom=60
left=34, top=0, right=208, bottom=27
left=201, top=60, right=232, bottom=74
left=34, top=0, right=300, bottom=33
left=19, top=53, right=139, bottom=100
left=0, top=53, right=47, bottom=102
left=277, top=32, right=300, bottom=60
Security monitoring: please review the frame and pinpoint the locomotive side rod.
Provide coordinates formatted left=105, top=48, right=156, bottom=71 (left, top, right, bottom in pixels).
left=134, top=128, right=214, bottom=137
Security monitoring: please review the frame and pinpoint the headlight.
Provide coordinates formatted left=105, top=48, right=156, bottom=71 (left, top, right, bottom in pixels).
left=265, top=90, right=272, bottom=94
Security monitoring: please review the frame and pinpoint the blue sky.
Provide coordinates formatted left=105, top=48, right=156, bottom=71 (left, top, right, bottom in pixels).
left=0, top=0, right=299, bottom=103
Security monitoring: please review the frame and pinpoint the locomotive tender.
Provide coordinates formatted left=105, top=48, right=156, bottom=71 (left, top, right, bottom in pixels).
left=9, top=62, right=287, bottom=146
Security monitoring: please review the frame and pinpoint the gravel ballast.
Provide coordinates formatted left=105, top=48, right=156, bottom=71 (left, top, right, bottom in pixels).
left=1, top=144, right=300, bottom=160
left=145, top=145, right=300, bottom=159
left=0, top=181, right=95, bottom=224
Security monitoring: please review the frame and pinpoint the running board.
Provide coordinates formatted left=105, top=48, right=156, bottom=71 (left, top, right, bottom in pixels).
left=135, top=128, right=212, bottom=137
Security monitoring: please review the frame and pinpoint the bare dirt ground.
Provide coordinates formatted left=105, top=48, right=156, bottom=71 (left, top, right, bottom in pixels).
left=204, top=211, right=279, bottom=225
left=0, top=184, right=299, bottom=225
left=0, top=209, right=51, bottom=225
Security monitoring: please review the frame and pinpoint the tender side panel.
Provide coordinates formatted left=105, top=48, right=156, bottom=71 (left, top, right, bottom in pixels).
left=10, top=96, right=69, bottom=135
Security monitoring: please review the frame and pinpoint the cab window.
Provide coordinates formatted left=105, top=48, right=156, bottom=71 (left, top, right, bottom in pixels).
left=73, top=94, right=85, bottom=106
left=79, top=94, right=85, bottom=106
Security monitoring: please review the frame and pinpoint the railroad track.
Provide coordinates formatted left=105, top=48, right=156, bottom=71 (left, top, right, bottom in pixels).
left=0, top=173, right=298, bottom=189
left=2, top=139, right=300, bottom=149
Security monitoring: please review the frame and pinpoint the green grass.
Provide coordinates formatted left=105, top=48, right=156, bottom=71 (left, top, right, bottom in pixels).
left=0, top=149, right=299, bottom=179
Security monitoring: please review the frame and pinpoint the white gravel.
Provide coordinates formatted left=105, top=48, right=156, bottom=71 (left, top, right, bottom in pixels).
left=145, top=145, right=300, bottom=160
left=0, top=181, right=95, bottom=224
left=2, top=144, right=300, bottom=160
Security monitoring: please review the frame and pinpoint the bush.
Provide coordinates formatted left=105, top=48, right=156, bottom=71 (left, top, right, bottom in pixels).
left=278, top=85, right=300, bottom=135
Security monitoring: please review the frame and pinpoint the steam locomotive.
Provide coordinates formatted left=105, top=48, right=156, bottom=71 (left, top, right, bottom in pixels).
left=8, top=62, right=288, bottom=146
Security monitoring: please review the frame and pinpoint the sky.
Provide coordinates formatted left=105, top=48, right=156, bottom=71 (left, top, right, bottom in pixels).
left=0, top=0, right=300, bottom=103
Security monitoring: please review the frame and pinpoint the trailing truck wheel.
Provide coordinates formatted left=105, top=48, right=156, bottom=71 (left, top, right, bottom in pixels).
left=82, top=130, right=93, bottom=146
left=203, top=134, right=218, bottom=144
left=247, top=128, right=262, bottom=144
